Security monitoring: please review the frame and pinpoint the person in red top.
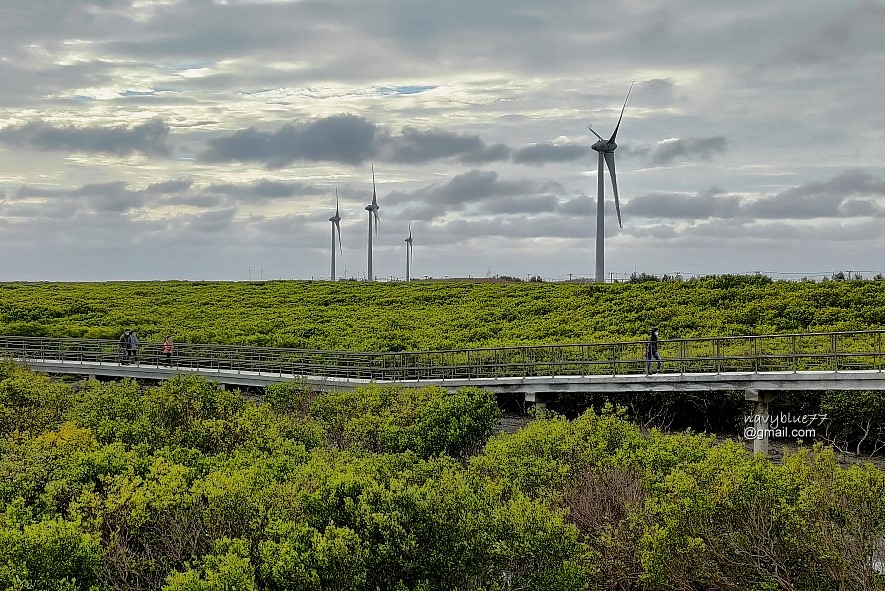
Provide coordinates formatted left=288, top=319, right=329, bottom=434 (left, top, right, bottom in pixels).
left=162, top=335, right=174, bottom=365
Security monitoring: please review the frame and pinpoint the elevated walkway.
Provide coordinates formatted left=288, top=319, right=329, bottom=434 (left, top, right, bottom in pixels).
left=6, top=331, right=885, bottom=456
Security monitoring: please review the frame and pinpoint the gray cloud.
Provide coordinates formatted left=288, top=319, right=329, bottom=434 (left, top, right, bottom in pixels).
left=72, top=182, right=146, bottom=213
left=512, top=143, right=589, bottom=165
left=205, top=180, right=323, bottom=201
left=557, top=196, right=594, bottom=216
left=480, top=195, right=559, bottom=214
left=1, top=178, right=327, bottom=219
left=770, top=2, right=885, bottom=67
left=202, top=116, right=513, bottom=168
left=386, top=169, right=569, bottom=220
left=200, top=115, right=379, bottom=168
left=187, top=208, right=236, bottom=233
left=626, top=170, right=885, bottom=221
left=630, top=136, right=727, bottom=166
left=627, top=188, right=742, bottom=220
left=0, top=119, right=171, bottom=156
left=746, top=169, right=885, bottom=219
left=10, top=182, right=146, bottom=214
left=143, top=179, right=194, bottom=195
left=636, top=78, right=676, bottom=105
left=381, top=126, right=510, bottom=164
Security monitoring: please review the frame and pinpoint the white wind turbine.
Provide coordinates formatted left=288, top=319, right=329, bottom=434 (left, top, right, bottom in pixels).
left=587, top=82, right=633, bottom=283
left=404, top=224, right=413, bottom=281
left=364, top=166, right=380, bottom=282
left=329, top=190, right=342, bottom=281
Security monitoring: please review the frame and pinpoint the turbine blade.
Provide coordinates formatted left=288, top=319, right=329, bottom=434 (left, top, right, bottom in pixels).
left=335, top=188, right=340, bottom=216
left=335, top=221, right=342, bottom=253
left=608, top=81, right=634, bottom=143
left=604, top=152, right=623, bottom=228
left=371, top=164, right=378, bottom=207
left=586, top=123, right=604, bottom=141
left=373, top=210, right=379, bottom=234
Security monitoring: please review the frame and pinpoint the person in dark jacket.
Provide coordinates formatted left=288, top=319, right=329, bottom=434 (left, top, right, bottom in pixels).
left=119, top=329, right=131, bottom=364
left=127, top=331, right=139, bottom=363
left=646, top=327, right=662, bottom=373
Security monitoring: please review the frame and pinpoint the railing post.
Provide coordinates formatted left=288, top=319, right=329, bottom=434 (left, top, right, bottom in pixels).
left=715, top=339, right=721, bottom=374
left=754, top=337, right=759, bottom=373
left=680, top=340, right=686, bottom=374
left=833, top=333, right=839, bottom=371
left=878, top=332, right=883, bottom=372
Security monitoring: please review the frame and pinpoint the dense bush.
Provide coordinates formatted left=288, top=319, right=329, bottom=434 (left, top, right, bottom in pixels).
left=0, top=365, right=883, bottom=590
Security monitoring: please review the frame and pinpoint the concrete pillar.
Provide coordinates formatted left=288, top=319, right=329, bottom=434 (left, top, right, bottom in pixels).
left=524, top=392, right=548, bottom=416
left=744, top=389, right=776, bottom=457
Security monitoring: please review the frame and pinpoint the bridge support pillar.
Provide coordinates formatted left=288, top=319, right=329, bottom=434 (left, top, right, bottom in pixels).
left=524, top=392, right=547, bottom=414
left=744, top=389, right=776, bottom=457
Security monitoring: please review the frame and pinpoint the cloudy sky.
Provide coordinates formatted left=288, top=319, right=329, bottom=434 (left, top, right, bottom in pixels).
left=2, top=0, right=884, bottom=281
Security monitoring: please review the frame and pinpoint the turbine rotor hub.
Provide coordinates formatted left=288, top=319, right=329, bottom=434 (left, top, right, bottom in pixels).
left=592, top=140, right=617, bottom=153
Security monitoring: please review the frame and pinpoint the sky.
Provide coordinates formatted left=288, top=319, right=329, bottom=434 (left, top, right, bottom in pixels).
left=1, top=0, right=885, bottom=282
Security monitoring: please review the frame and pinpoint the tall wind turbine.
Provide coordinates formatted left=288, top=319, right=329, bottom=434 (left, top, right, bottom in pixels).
left=404, top=224, right=413, bottom=281
left=365, top=166, right=380, bottom=282
left=329, top=190, right=342, bottom=281
left=587, top=82, right=633, bottom=283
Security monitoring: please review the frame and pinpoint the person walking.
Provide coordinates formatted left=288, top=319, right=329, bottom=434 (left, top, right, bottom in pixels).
left=127, top=331, right=139, bottom=363
left=162, top=335, right=174, bottom=365
left=646, top=327, right=662, bottom=373
left=119, top=329, right=131, bottom=364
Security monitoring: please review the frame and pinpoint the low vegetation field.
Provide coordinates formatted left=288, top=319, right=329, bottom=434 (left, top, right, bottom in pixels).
left=2, top=276, right=884, bottom=350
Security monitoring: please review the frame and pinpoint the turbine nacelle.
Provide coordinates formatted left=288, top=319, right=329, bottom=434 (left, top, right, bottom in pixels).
left=591, top=140, right=617, bottom=153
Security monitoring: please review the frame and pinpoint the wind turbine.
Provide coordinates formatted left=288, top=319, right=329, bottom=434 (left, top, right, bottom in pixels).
left=404, top=224, right=413, bottom=281
left=365, top=166, right=380, bottom=282
left=329, top=189, right=342, bottom=281
left=587, top=81, right=633, bottom=283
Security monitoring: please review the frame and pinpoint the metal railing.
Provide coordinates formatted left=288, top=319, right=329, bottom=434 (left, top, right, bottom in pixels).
left=1, top=330, right=884, bottom=382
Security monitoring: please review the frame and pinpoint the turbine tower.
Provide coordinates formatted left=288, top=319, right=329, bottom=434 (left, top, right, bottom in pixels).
left=404, top=224, right=413, bottom=281
left=329, top=190, right=342, bottom=281
left=587, top=82, right=633, bottom=283
left=365, top=166, right=380, bottom=282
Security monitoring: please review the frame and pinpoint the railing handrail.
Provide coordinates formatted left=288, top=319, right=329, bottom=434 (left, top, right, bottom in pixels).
left=2, top=328, right=885, bottom=357
left=2, top=329, right=884, bottom=381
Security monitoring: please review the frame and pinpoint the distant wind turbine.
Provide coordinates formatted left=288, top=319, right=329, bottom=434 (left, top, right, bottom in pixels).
left=404, top=224, right=413, bottom=281
left=329, top=189, right=342, bottom=281
left=587, top=81, right=633, bottom=283
left=365, top=166, right=380, bottom=282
